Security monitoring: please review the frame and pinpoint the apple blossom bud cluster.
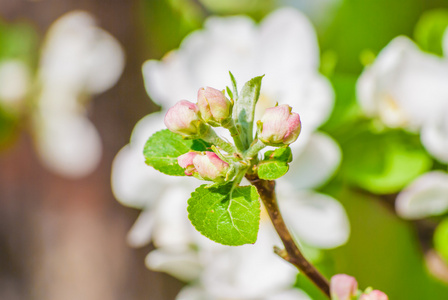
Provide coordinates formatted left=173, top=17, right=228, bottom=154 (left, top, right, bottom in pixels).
left=178, top=151, right=230, bottom=182
left=330, top=274, right=388, bottom=300
left=257, top=104, right=301, bottom=146
left=163, top=76, right=303, bottom=184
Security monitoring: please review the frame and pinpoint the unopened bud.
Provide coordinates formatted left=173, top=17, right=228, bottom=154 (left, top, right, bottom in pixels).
left=178, top=152, right=199, bottom=176
left=330, top=274, right=358, bottom=300
left=257, top=104, right=301, bottom=146
left=360, top=290, right=388, bottom=300
left=193, top=151, right=229, bottom=182
left=164, top=100, right=208, bottom=138
left=197, top=87, right=232, bottom=126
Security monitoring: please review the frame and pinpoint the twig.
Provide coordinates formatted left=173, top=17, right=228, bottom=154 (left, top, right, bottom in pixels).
left=246, top=174, right=331, bottom=298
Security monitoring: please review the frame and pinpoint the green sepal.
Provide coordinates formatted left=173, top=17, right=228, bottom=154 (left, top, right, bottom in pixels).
left=229, top=71, right=238, bottom=101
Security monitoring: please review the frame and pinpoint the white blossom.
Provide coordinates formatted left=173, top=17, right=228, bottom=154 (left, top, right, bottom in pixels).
left=357, top=35, right=448, bottom=163
left=395, top=171, right=448, bottom=219
left=112, top=7, right=349, bottom=299
left=33, top=10, right=125, bottom=178
left=0, top=60, right=30, bottom=109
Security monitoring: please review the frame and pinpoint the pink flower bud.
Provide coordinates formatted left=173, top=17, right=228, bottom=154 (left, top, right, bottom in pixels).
left=197, top=87, right=232, bottom=126
left=193, top=151, right=229, bottom=181
left=258, top=104, right=301, bottom=145
left=164, top=100, right=207, bottom=137
left=178, top=152, right=199, bottom=176
left=360, top=290, right=388, bottom=300
left=330, top=274, right=358, bottom=300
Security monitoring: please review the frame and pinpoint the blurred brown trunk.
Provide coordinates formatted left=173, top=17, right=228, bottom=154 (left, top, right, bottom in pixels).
left=0, top=0, right=180, bottom=299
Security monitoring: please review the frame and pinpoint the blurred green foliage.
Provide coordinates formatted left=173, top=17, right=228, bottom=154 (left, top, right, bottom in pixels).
left=415, top=9, right=448, bottom=55
left=0, top=19, right=37, bottom=148
left=435, top=218, right=448, bottom=263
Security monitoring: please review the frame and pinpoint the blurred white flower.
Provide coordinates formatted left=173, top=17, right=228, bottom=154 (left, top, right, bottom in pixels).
left=112, top=7, right=349, bottom=299
left=32, top=10, right=125, bottom=178
left=357, top=35, right=448, bottom=163
left=395, top=171, right=448, bottom=219
left=0, top=60, right=30, bottom=110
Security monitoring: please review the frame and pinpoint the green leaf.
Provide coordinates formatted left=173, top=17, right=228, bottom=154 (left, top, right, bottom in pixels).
left=188, top=182, right=260, bottom=246
left=434, top=218, right=448, bottom=263
left=339, top=126, right=432, bottom=194
left=143, top=129, right=209, bottom=176
left=263, top=147, right=293, bottom=163
left=414, top=9, right=448, bottom=56
left=233, top=75, right=264, bottom=149
left=258, top=147, right=292, bottom=180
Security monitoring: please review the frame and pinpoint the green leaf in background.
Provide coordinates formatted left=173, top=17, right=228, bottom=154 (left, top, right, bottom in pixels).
left=0, top=20, right=38, bottom=66
left=143, top=129, right=209, bottom=176
left=233, top=75, right=264, bottom=149
left=187, top=182, right=260, bottom=246
left=414, top=9, right=448, bottom=56
left=320, top=0, right=447, bottom=74
left=321, top=74, right=362, bottom=133
left=340, top=127, right=432, bottom=194
left=258, top=147, right=292, bottom=180
left=434, top=218, right=448, bottom=263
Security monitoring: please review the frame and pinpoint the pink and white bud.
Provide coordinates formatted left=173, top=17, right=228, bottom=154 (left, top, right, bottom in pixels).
left=359, top=290, right=388, bottom=300
left=164, top=100, right=207, bottom=137
left=193, top=151, right=229, bottom=181
left=178, top=152, right=199, bottom=176
left=330, top=274, right=358, bottom=300
left=197, top=87, right=232, bottom=126
left=258, top=104, right=301, bottom=145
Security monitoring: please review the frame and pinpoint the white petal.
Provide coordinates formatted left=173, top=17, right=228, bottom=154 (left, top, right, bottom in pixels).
left=40, top=10, right=124, bottom=95
left=420, top=110, right=448, bottom=163
left=259, top=7, right=319, bottom=76
left=111, top=144, right=166, bottom=208
left=280, top=191, right=350, bottom=248
left=357, top=36, right=448, bottom=130
left=142, top=56, right=196, bottom=109
left=110, top=112, right=169, bottom=208
left=129, top=112, right=166, bottom=150
left=146, top=248, right=202, bottom=282
left=126, top=209, right=155, bottom=248
left=182, top=15, right=259, bottom=87
left=395, top=171, right=448, bottom=219
left=201, top=222, right=296, bottom=299
left=176, top=286, right=209, bottom=300
left=34, top=112, right=101, bottom=178
left=283, top=132, right=341, bottom=190
left=0, top=60, right=30, bottom=106
left=152, top=184, right=201, bottom=249
left=266, top=289, right=312, bottom=300
left=261, top=72, right=334, bottom=134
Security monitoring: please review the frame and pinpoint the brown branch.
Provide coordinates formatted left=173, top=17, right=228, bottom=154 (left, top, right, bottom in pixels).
left=246, top=174, right=331, bottom=298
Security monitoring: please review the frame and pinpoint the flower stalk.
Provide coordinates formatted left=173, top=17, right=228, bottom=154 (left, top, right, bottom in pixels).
left=246, top=173, right=331, bottom=298
left=201, top=127, right=237, bottom=154
left=222, top=119, right=245, bottom=152
left=244, top=139, right=266, bottom=160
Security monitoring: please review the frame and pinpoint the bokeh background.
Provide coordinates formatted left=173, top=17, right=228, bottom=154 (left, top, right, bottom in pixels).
left=2, top=0, right=448, bottom=299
